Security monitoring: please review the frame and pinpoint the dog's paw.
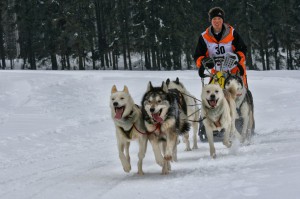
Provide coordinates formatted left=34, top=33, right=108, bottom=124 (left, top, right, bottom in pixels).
left=137, top=170, right=144, bottom=175
left=161, top=170, right=169, bottom=175
left=185, top=146, right=192, bottom=151
left=211, top=153, right=217, bottom=159
left=192, top=145, right=198, bottom=150
left=122, top=163, right=131, bottom=173
left=223, top=140, right=232, bottom=148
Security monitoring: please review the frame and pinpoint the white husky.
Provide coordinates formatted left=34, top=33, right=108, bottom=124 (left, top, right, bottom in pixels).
left=201, top=83, right=240, bottom=158
left=110, top=85, right=148, bottom=175
left=166, top=77, right=199, bottom=151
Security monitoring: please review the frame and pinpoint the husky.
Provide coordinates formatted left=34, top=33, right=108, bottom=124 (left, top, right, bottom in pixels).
left=201, top=83, right=240, bottom=158
left=110, top=85, right=148, bottom=175
left=141, top=81, right=190, bottom=174
left=166, top=77, right=199, bottom=151
left=225, top=74, right=255, bottom=143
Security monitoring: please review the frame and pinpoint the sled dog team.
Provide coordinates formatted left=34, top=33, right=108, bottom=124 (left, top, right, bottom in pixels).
left=110, top=76, right=254, bottom=175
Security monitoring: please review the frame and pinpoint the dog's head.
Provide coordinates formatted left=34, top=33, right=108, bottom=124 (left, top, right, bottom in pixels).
left=225, top=74, right=244, bottom=96
left=165, top=77, right=185, bottom=93
left=142, top=81, right=170, bottom=123
left=110, top=85, right=134, bottom=120
left=202, top=83, right=224, bottom=109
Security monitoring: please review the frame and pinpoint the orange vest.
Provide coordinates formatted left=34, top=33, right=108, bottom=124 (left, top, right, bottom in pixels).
left=197, top=24, right=248, bottom=87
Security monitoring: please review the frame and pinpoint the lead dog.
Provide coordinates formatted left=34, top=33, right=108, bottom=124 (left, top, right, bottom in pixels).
left=225, top=74, right=255, bottom=143
left=110, top=85, right=148, bottom=175
left=141, top=81, right=190, bottom=174
left=166, top=77, right=199, bottom=151
left=201, top=83, right=240, bottom=158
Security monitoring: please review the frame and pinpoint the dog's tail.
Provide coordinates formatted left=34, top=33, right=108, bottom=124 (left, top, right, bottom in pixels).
left=178, top=122, right=190, bottom=135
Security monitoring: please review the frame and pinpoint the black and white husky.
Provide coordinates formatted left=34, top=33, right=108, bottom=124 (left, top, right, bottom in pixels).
left=166, top=77, right=199, bottom=151
left=141, top=81, right=190, bottom=174
left=225, top=74, right=255, bottom=143
left=110, top=85, right=148, bottom=175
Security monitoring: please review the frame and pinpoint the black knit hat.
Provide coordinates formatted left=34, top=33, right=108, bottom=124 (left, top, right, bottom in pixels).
left=208, top=7, right=225, bottom=21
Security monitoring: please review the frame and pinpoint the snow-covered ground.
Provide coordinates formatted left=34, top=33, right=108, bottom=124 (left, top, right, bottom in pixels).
left=1, top=70, right=300, bottom=199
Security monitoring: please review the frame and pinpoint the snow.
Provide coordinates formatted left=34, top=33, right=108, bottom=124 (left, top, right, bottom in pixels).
left=0, top=70, right=300, bottom=199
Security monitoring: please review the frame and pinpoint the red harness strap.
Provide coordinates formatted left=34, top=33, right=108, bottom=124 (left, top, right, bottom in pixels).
left=133, top=123, right=161, bottom=135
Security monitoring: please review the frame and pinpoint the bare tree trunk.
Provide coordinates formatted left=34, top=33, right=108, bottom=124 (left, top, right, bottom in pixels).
left=94, top=0, right=106, bottom=69
left=50, top=53, right=58, bottom=70
left=265, top=46, right=270, bottom=70
left=272, top=32, right=280, bottom=70
left=0, top=6, right=6, bottom=69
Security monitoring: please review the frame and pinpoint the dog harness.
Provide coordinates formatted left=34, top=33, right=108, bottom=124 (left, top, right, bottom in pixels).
left=118, top=126, right=134, bottom=139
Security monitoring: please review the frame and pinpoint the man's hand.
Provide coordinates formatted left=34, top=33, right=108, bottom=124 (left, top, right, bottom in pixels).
left=201, top=57, right=214, bottom=69
left=198, top=66, right=206, bottom=78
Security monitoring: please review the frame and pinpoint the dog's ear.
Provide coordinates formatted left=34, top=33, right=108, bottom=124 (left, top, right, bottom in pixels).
left=161, top=81, right=168, bottom=93
left=111, top=85, right=118, bottom=93
left=147, top=81, right=153, bottom=92
left=175, top=77, right=180, bottom=84
left=123, top=85, right=129, bottom=93
left=166, top=78, right=170, bottom=86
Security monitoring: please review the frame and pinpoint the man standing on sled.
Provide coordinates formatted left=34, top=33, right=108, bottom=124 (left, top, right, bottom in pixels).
left=194, top=7, right=248, bottom=88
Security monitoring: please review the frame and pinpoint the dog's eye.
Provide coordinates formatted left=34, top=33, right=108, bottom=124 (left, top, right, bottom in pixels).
left=111, top=98, right=115, bottom=101
left=215, top=90, right=219, bottom=93
left=120, top=97, right=124, bottom=100
left=206, top=90, right=210, bottom=94
left=157, top=100, right=162, bottom=103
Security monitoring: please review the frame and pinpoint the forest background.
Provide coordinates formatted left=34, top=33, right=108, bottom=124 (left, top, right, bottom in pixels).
left=0, top=0, right=299, bottom=71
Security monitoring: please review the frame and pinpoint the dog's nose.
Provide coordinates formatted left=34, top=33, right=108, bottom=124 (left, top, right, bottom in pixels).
left=150, top=108, right=155, bottom=113
left=210, top=94, right=216, bottom=99
left=113, top=102, right=118, bottom=107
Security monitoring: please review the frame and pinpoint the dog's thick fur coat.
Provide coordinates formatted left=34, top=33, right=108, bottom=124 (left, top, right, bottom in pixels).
left=225, top=74, right=255, bottom=143
left=201, top=83, right=240, bottom=158
left=141, top=81, right=190, bottom=174
left=110, top=85, right=148, bottom=175
left=166, top=77, right=199, bottom=151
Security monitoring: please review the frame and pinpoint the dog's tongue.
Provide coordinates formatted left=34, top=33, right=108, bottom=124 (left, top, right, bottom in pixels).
left=152, top=113, right=163, bottom=123
left=115, top=107, right=124, bottom=119
left=209, top=100, right=217, bottom=107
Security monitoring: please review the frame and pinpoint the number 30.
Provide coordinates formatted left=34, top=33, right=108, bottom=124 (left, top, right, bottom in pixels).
left=215, top=46, right=225, bottom=55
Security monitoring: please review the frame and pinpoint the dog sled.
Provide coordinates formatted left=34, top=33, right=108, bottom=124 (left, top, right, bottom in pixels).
left=196, top=52, right=255, bottom=142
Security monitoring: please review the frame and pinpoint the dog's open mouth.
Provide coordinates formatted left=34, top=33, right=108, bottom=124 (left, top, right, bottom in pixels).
left=207, top=99, right=218, bottom=108
left=152, top=109, right=163, bottom=123
left=115, top=106, right=125, bottom=119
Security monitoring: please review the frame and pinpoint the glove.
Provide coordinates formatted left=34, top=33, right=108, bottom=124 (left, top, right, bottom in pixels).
left=201, top=57, right=214, bottom=69
left=198, top=66, right=206, bottom=78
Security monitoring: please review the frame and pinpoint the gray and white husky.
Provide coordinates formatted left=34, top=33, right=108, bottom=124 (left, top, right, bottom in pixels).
left=110, top=85, right=148, bottom=175
left=141, top=81, right=190, bottom=174
left=225, top=74, right=255, bottom=143
left=166, top=77, right=199, bottom=151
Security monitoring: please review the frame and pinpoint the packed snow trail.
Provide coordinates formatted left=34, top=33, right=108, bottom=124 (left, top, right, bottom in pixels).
left=0, top=70, right=300, bottom=199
